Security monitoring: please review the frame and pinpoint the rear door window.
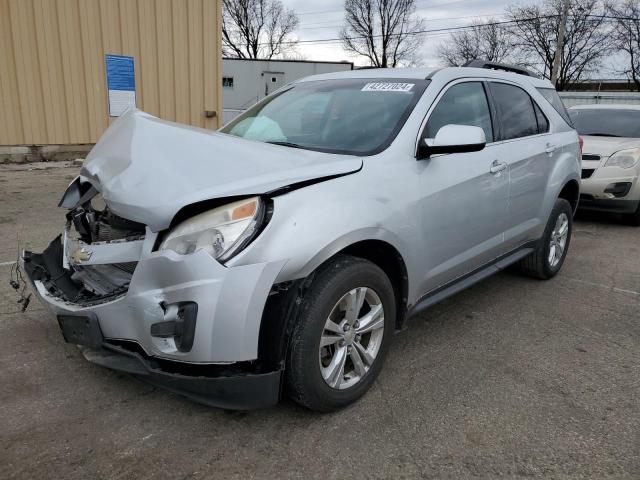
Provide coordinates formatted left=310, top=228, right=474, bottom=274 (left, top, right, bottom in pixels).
left=424, top=82, right=493, bottom=142
left=534, top=102, right=550, bottom=134
left=490, top=83, right=539, bottom=140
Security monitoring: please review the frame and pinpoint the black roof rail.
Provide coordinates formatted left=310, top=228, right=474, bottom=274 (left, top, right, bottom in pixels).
left=463, top=59, right=535, bottom=77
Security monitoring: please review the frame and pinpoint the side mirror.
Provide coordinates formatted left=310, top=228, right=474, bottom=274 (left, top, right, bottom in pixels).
left=417, top=124, right=486, bottom=160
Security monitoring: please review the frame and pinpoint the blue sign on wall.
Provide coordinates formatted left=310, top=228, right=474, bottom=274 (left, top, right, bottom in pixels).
left=105, top=54, right=136, bottom=117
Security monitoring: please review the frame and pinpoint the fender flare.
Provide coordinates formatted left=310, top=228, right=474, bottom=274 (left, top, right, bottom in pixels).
left=293, top=226, right=410, bottom=281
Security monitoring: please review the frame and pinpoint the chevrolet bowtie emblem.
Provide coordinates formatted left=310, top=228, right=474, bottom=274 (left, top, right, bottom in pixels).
left=70, top=247, right=93, bottom=264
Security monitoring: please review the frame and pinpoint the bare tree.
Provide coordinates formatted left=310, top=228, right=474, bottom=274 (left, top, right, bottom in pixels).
left=340, top=0, right=426, bottom=67
left=607, top=0, right=640, bottom=91
left=437, top=18, right=515, bottom=67
left=222, top=0, right=299, bottom=59
left=506, top=0, right=613, bottom=90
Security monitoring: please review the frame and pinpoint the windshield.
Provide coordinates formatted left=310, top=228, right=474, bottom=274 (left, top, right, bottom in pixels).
left=569, top=109, right=640, bottom=138
left=220, top=78, right=429, bottom=155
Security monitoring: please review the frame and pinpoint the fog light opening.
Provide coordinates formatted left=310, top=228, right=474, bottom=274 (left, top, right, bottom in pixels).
left=150, top=301, right=198, bottom=352
left=604, top=182, right=632, bottom=198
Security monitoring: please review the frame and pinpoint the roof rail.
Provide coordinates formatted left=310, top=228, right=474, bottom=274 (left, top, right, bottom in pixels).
left=463, top=59, right=535, bottom=77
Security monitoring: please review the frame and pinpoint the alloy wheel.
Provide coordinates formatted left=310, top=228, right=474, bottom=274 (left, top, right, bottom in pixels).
left=319, top=287, right=385, bottom=390
left=549, top=212, right=569, bottom=267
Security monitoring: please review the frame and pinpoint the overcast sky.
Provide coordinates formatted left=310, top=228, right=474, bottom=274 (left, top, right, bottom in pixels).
left=282, top=0, right=516, bottom=66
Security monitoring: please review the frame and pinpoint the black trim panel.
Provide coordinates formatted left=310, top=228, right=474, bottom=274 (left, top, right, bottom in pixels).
left=409, top=241, right=538, bottom=317
left=82, top=343, right=282, bottom=410
left=578, top=196, right=639, bottom=214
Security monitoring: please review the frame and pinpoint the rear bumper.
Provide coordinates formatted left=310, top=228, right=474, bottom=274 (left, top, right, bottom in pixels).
left=578, top=195, right=640, bottom=214
left=81, top=342, right=282, bottom=410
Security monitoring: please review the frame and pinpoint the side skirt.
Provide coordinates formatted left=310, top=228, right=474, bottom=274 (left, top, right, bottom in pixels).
left=408, top=242, right=537, bottom=318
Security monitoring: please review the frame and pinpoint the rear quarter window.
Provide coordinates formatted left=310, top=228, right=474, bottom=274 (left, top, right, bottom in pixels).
left=537, top=88, right=573, bottom=127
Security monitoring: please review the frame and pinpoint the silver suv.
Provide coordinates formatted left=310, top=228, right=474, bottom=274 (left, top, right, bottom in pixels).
left=22, top=63, right=580, bottom=411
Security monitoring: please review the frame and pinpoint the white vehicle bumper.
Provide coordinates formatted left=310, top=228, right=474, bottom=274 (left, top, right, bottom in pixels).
left=580, top=161, right=640, bottom=213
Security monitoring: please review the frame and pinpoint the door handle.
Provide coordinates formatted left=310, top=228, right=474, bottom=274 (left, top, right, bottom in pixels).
left=490, top=160, right=507, bottom=174
left=545, top=143, right=557, bottom=154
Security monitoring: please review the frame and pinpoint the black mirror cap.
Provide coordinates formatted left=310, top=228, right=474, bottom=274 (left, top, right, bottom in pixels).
left=416, top=141, right=486, bottom=160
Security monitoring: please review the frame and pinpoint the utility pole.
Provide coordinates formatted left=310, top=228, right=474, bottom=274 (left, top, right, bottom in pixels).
left=551, top=0, right=570, bottom=87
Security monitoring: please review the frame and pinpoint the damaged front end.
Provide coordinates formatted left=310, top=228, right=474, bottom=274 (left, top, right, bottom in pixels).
left=17, top=109, right=365, bottom=408
left=20, top=176, right=287, bottom=409
left=25, top=178, right=146, bottom=306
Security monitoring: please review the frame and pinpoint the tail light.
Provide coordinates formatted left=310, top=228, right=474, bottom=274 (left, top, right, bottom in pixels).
left=578, top=136, right=584, bottom=155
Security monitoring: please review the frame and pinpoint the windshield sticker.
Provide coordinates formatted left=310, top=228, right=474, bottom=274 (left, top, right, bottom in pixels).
left=361, top=82, right=414, bottom=92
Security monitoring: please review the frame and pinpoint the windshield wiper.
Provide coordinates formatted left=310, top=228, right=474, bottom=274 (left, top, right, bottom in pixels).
left=266, top=141, right=306, bottom=149
left=585, top=133, right=622, bottom=137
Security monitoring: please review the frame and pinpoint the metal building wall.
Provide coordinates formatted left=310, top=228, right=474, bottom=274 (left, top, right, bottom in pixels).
left=0, top=0, right=223, bottom=147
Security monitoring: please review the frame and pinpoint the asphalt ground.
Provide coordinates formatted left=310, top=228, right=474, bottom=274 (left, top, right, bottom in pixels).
left=1, top=163, right=638, bottom=479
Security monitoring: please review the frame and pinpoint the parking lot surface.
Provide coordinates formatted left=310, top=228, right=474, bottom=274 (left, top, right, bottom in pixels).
left=1, top=164, right=639, bottom=479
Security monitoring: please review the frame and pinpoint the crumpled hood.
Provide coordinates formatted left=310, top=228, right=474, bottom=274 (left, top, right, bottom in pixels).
left=81, top=109, right=362, bottom=231
left=581, top=136, right=640, bottom=158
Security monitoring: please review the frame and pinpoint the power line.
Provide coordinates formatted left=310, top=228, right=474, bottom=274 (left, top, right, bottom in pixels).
left=295, top=0, right=485, bottom=16
left=296, top=13, right=505, bottom=31
left=274, top=16, right=558, bottom=46
left=276, top=13, right=640, bottom=46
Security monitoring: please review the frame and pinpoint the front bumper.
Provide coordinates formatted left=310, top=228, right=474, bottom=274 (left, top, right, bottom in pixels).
left=24, top=236, right=286, bottom=363
left=578, top=195, right=640, bottom=214
left=22, top=236, right=288, bottom=408
left=580, top=162, right=639, bottom=213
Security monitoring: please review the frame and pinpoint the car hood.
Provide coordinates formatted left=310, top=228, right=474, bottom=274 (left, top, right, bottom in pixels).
left=79, top=109, right=362, bottom=231
left=581, top=136, right=640, bottom=158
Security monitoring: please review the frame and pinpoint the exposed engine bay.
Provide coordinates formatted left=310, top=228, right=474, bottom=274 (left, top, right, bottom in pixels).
left=67, top=201, right=146, bottom=294
left=24, top=193, right=146, bottom=306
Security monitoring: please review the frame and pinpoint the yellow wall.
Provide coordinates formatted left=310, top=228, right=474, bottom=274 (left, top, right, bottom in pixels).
left=0, top=0, right=223, bottom=146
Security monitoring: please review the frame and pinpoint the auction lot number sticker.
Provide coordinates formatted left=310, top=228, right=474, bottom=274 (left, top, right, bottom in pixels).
left=361, top=82, right=414, bottom=92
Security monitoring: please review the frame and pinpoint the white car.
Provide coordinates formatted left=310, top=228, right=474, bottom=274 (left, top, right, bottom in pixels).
left=569, top=105, right=640, bottom=225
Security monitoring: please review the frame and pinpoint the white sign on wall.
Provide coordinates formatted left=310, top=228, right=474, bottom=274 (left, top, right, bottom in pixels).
left=105, top=54, right=136, bottom=117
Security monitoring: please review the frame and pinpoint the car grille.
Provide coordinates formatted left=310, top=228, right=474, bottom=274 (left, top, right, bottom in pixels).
left=111, top=262, right=138, bottom=275
left=65, top=205, right=146, bottom=304
left=582, top=154, right=601, bottom=161
left=581, top=169, right=596, bottom=179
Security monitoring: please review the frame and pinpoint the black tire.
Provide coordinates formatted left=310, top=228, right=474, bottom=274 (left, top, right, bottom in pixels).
left=519, top=198, right=573, bottom=280
left=624, top=202, right=640, bottom=226
left=285, top=255, right=395, bottom=412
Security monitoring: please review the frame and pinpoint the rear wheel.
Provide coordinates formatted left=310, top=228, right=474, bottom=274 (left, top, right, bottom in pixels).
left=519, top=198, right=573, bottom=279
left=285, top=255, right=395, bottom=412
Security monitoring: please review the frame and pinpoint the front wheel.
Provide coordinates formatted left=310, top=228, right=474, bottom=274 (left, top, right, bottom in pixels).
left=285, top=255, right=395, bottom=412
left=519, top=198, right=573, bottom=279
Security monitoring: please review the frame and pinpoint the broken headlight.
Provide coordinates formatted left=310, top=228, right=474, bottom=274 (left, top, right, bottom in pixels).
left=159, top=197, right=263, bottom=262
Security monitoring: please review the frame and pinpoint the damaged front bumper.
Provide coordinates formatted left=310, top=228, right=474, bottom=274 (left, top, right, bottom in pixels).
left=78, top=342, right=282, bottom=410
left=22, top=235, right=287, bottom=409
